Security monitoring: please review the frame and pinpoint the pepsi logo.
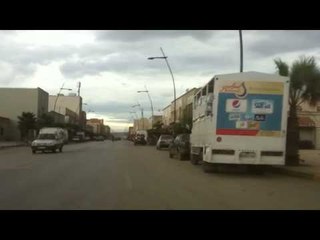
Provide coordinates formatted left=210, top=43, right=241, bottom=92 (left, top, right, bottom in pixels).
left=232, top=100, right=241, bottom=108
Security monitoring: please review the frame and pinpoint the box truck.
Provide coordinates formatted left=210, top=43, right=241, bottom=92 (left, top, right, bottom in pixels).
left=190, top=72, right=289, bottom=172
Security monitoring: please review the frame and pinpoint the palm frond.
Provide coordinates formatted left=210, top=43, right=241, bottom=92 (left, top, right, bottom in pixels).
left=274, top=58, right=289, bottom=77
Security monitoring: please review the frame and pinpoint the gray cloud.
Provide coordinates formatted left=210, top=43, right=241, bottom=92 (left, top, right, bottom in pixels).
left=60, top=47, right=239, bottom=79
left=246, top=30, right=320, bottom=57
left=95, top=30, right=216, bottom=42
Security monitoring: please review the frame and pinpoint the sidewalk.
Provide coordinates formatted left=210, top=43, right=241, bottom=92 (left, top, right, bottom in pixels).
left=0, top=141, right=28, bottom=150
left=271, top=150, right=320, bottom=181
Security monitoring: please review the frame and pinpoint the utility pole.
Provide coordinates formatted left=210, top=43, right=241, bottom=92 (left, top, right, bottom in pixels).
left=78, top=81, right=81, bottom=96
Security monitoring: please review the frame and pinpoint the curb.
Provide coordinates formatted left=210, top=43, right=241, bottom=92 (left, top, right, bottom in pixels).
left=270, top=166, right=320, bottom=181
left=0, top=144, right=27, bottom=150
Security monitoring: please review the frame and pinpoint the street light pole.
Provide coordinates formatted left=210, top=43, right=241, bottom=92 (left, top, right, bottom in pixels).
left=239, top=30, right=243, bottom=73
left=132, top=104, right=144, bottom=130
left=148, top=47, right=176, bottom=124
left=53, top=83, right=72, bottom=112
left=130, top=111, right=139, bottom=130
left=137, top=86, right=154, bottom=127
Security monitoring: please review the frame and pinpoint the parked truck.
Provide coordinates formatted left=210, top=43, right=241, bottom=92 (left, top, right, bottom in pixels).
left=190, top=72, right=290, bottom=172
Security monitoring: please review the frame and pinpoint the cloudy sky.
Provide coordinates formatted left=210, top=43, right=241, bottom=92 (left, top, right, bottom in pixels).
left=1, top=30, right=320, bottom=131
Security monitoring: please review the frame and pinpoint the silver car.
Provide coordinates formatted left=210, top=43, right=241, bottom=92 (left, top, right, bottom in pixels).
left=156, top=135, right=174, bottom=150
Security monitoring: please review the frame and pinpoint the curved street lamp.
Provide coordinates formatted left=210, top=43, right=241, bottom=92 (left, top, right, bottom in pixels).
left=53, top=83, right=72, bottom=112
left=132, top=103, right=144, bottom=129
left=137, top=86, right=154, bottom=127
left=148, top=47, right=176, bottom=124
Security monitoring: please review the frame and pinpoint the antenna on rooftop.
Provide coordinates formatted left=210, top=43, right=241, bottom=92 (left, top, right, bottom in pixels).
left=77, top=82, right=81, bottom=96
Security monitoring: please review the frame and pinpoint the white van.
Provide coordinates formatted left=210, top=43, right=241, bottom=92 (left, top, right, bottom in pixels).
left=31, top=128, right=65, bottom=154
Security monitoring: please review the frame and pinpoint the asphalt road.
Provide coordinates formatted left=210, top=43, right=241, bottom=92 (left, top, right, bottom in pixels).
left=0, top=140, right=320, bottom=209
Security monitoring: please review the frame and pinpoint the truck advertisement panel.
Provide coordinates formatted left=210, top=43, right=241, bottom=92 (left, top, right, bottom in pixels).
left=216, top=81, right=284, bottom=137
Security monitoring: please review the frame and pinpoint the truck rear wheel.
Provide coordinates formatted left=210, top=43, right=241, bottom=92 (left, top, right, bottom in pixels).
left=59, top=146, right=63, bottom=153
left=249, top=165, right=265, bottom=175
left=190, top=154, right=200, bottom=165
left=178, top=151, right=184, bottom=161
left=202, top=161, right=218, bottom=173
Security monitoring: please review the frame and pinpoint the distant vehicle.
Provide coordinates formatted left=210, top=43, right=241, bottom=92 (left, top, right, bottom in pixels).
left=169, top=134, right=190, bottom=160
left=156, top=134, right=174, bottom=150
left=94, top=136, right=105, bottom=141
left=134, top=134, right=147, bottom=145
left=72, top=135, right=81, bottom=142
left=190, top=72, right=290, bottom=172
left=73, top=131, right=85, bottom=142
left=31, top=128, right=64, bottom=154
left=136, top=130, right=148, bottom=142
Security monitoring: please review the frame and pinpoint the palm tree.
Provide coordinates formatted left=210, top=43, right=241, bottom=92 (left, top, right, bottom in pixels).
left=17, top=112, right=37, bottom=141
left=274, top=56, right=320, bottom=165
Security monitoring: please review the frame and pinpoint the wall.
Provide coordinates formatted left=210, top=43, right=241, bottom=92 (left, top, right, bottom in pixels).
left=0, top=117, right=11, bottom=141
left=0, top=88, right=48, bottom=141
left=49, top=95, right=82, bottom=121
left=162, top=104, right=172, bottom=126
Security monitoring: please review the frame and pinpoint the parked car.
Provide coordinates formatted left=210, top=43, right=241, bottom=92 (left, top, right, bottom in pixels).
left=94, top=136, right=105, bottom=141
left=72, top=135, right=81, bottom=142
left=156, top=134, right=174, bottom=150
left=134, top=134, right=147, bottom=145
left=169, top=134, right=190, bottom=160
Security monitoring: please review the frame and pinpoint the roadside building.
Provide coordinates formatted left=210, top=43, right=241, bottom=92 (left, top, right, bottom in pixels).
left=80, top=111, right=87, bottom=129
left=0, top=116, right=11, bottom=141
left=162, top=88, right=198, bottom=127
left=133, top=118, right=150, bottom=132
left=87, top=118, right=104, bottom=135
left=85, top=124, right=94, bottom=134
left=297, top=101, right=320, bottom=149
left=0, top=88, right=48, bottom=141
left=104, top=125, right=111, bottom=137
left=162, top=104, right=172, bottom=126
left=48, top=111, right=65, bottom=124
left=48, top=94, right=82, bottom=126
left=149, top=115, right=162, bottom=128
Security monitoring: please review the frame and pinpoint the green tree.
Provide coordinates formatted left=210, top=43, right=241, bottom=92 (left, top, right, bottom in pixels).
left=17, top=112, right=37, bottom=141
left=274, top=56, right=320, bottom=165
left=37, top=113, right=54, bottom=129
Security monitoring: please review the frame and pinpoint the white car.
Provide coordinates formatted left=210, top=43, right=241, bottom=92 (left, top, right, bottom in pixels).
left=31, top=132, right=64, bottom=154
left=156, top=135, right=174, bottom=150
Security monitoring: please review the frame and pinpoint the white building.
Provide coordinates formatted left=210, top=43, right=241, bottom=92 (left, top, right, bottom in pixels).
left=0, top=88, right=49, bottom=141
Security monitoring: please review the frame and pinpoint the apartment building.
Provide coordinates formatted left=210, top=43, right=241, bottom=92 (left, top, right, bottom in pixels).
left=162, top=88, right=198, bottom=127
